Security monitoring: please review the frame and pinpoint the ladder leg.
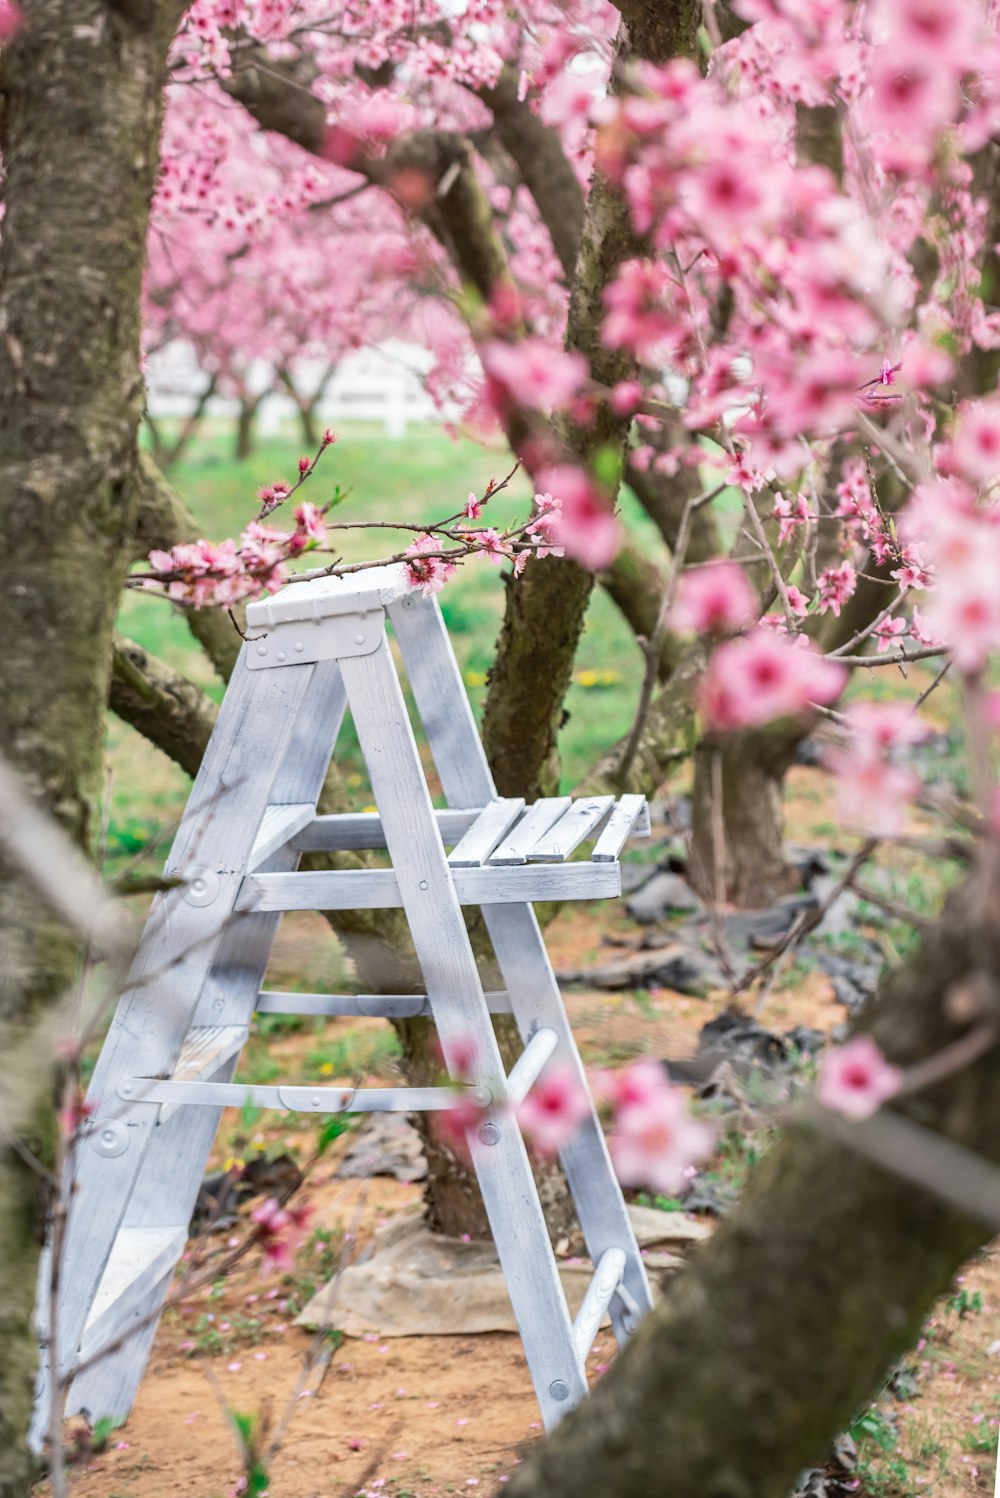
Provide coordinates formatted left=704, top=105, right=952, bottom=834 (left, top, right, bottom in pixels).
left=31, top=654, right=318, bottom=1448
left=391, top=593, right=653, bottom=1340
left=339, top=635, right=588, bottom=1428
left=484, top=903, right=654, bottom=1342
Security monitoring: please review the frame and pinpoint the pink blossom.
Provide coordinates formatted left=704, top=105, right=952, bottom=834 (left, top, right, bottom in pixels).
left=481, top=338, right=587, bottom=413
left=527, top=509, right=565, bottom=560
left=845, top=701, right=928, bottom=754
left=536, top=465, right=620, bottom=571
left=868, top=0, right=981, bottom=72
left=700, top=630, right=847, bottom=731
left=609, top=1073, right=713, bottom=1197
left=864, top=54, right=958, bottom=144
left=952, top=398, right=1000, bottom=486
left=321, top=428, right=338, bottom=447
left=291, top=501, right=326, bottom=550
left=469, top=527, right=512, bottom=566
left=464, top=492, right=483, bottom=520
left=816, top=563, right=857, bottom=618
left=611, top=380, right=644, bottom=416
left=816, top=1034, right=902, bottom=1120
left=517, top=1063, right=590, bottom=1158
left=256, top=481, right=291, bottom=513
left=433, top=1089, right=488, bottom=1159
left=404, top=534, right=456, bottom=598
left=593, top=1059, right=668, bottom=1112
left=672, top=563, right=757, bottom=636
left=58, top=1095, right=95, bottom=1140
left=251, top=1197, right=297, bottom=1274
left=874, top=616, right=908, bottom=653
left=0, top=0, right=21, bottom=41
left=831, top=751, right=921, bottom=836
left=773, top=494, right=812, bottom=545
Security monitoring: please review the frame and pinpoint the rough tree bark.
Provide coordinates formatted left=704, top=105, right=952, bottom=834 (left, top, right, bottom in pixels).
left=0, top=1, right=184, bottom=1490
left=505, top=853, right=1000, bottom=1498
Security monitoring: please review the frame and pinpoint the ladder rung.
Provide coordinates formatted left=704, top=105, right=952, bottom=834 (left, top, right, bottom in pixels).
left=572, top=1248, right=628, bottom=1362
left=80, top=1226, right=187, bottom=1360
left=528, top=796, right=616, bottom=863
left=448, top=798, right=525, bottom=868
left=488, top=797, right=572, bottom=866
left=291, top=807, right=481, bottom=852
left=256, top=990, right=512, bottom=1018
left=118, top=1079, right=492, bottom=1115
left=506, top=1028, right=559, bottom=1106
left=237, top=863, right=622, bottom=913
left=249, top=802, right=316, bottom=870
left=590, top=794, right=650, bottom=862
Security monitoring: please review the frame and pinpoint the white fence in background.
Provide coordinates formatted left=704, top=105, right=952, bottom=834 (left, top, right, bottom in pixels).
left=145, top=340, right=456, bottom=440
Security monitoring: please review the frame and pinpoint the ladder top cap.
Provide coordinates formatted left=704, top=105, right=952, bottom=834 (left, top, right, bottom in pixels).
left=246, top=563, right=412, bottom=628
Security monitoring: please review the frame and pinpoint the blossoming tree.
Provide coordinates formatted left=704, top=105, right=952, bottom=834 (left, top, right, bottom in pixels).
left=8, top=0, right=1000, bottom=1491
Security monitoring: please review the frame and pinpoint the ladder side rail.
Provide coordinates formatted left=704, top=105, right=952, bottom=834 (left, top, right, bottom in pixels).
left=483, top=902, right=654, bottom=1342
left=32, top=654, right=317, bottom=1445
left=387, top=592, right=497, bottom=810
left=338, top=630, right=588, bottom=1428
left=67, top=663, right=351, bottom=1423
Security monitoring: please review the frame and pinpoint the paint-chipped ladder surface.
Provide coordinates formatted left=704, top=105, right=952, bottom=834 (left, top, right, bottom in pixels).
left=32, top=564, right=653, bottom=1448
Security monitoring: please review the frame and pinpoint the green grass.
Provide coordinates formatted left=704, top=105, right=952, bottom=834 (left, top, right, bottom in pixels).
left=109, top=420, right=656, bottom=876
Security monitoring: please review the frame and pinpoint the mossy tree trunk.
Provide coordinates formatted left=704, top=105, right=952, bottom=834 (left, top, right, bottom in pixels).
left=0, top=2, right=183, bottom=1488
left=506, top=856, right=1000, bottom=1498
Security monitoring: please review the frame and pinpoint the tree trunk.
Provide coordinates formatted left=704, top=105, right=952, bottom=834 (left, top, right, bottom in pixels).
left=234, top=393, right=261, bottom=460
left=688, top=735, right=800, bottom=907
left=0, top=1, right=183, bottom=1489
left=505, top=857, right=1000, bottom=1498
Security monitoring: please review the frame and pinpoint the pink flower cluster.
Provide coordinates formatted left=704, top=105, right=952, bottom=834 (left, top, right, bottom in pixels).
left=145, top=501, right=328, bottom=608
left=700, top=630, right=846, bottom=732
left=901, top=471, right=1000, bottom=671
left=828, top=702, right=924, bottom=836
left=598, top=1061, right=714, bottom=1197
left=251, top=1196, right=312, bottom=1275
left=672, top=563, right=757, bottom=637
left=817, top=1034, right=902, bottom=1121
left=516, top=1063, right=591, bottom=1157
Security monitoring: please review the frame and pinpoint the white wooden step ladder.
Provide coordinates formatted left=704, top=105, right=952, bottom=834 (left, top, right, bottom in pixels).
left=32, top=562, right=653, bottom=1447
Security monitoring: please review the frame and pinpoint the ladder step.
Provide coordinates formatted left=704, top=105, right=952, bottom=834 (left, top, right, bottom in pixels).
left=117, top=1079, right=492, bottom=1115
left=572, top=1248, right=628, bottom=1362
left=488, top=797, right=573, bottom=866
left=528, top=796, right=616, bottom=863
left=249, top=802, right=316, bottom=870
left=590, top=794, right=650, bottom=862
left=237, top=863, right=622, bottom=913
left=291, top=807, right=481, bottom=852
left=256, top=990, right=512, bottom=1018
left=448, top=798, right=526, bottom=868
left=506, top=1028, right=559, bottom=1106
left=80, top=1226, right=187, bottom=1360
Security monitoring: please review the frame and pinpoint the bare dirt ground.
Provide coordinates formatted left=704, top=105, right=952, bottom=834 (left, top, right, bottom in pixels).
left=44, top=763, right=1000, bottom=1498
